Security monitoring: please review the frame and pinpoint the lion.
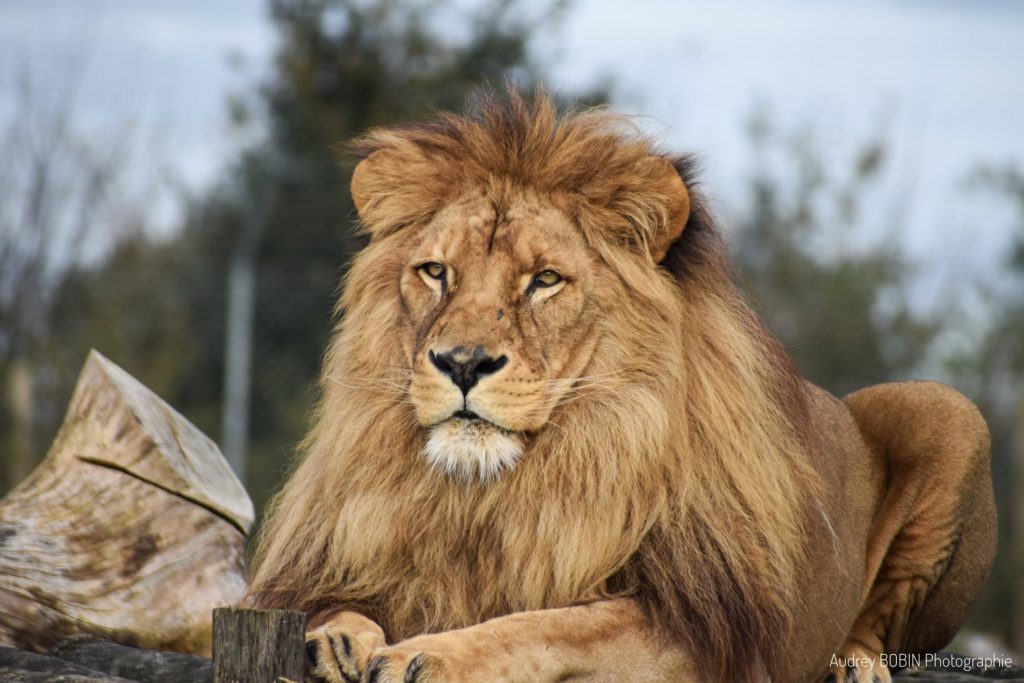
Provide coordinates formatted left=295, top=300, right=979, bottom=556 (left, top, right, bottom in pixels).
left=244, top=92, right=997, bottom=683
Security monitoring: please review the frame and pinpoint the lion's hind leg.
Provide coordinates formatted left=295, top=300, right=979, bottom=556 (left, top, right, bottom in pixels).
left=821, top=382, right=997, bottom=683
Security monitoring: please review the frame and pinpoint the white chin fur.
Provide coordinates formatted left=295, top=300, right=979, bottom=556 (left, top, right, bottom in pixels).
left=424, top=420, right=524, bottom=482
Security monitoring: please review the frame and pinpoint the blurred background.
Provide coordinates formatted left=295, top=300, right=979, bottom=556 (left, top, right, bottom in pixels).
left=1, top=0, right=1021, bottom=656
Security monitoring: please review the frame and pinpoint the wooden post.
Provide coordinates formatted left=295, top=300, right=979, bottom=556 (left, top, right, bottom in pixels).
left=0, top=350, right=254, bottom=655
left=213, top=607, right=306, bottom=683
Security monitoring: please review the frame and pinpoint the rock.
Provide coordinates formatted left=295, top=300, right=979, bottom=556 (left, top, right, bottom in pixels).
left=50, top=639, right=212, bottom=683
left=1, top=641, right=1022, bottom=682
left=0, top=645, right=133, bottom=681
left=893, top=651, right=1024, bottom=681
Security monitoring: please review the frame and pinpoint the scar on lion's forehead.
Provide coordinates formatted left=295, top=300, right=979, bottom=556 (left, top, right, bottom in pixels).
left=465, top=205, right=497, bottom=231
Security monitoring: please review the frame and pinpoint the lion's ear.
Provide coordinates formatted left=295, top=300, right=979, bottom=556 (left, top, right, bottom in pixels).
left=645, top=157, right=691, bottom=263
left=350, top=152, right=377, bottom=221
left=350, top=145, right=445, bottom=238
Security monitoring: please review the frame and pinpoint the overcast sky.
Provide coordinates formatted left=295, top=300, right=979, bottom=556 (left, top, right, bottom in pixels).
left=2, top=0, right=1022, bottom=301
left=546, top=0, right=1024, bottom=302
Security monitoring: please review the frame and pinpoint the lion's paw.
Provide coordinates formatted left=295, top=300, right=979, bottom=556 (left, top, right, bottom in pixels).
left=305, top=612, right=386, bottom=683
left=821, top=644, right=891, bottom=683
left=363, top=646, right=457, bottom=683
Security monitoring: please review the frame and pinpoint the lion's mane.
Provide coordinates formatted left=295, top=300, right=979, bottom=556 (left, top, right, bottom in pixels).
left=246, top=93, right=819, bottom=683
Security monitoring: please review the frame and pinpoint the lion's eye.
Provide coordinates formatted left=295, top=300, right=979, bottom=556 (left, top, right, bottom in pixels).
left=419, top=262, right=446, bottom=280
left=532, top=269, right=563, bottom=288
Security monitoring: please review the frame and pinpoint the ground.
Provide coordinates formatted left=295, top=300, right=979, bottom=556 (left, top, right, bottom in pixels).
left=0, top=640, right=1021, bottom=682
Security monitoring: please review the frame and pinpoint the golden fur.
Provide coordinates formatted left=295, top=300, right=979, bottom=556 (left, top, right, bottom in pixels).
left=245, top=92, right=822, bottom=682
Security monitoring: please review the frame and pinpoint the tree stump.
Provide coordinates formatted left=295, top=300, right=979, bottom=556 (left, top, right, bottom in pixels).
left=0, top=350, right=254, bottom=655
left=212, top=608, right=305, bottom=683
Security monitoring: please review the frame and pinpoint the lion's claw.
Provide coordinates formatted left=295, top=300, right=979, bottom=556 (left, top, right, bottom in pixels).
left=361, top=648, right=449, bottom=683
left=403, top=653, right=429, bottom=682
left=363, top=656, right=384, bottom=683
left=305, top=612, right=386, bottom=683
left=820, top=644, right=891, bottom=683
left=306, top=630, right=360, bottom=682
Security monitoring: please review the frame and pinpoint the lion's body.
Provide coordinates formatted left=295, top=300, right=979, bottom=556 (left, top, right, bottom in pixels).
left=245, top=94, right=996, bottom=683
left=787, top=382, right=995, bottom=682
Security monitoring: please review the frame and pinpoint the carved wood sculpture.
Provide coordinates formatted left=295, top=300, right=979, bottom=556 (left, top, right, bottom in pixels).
left=0, top=350, right=253, bottom=655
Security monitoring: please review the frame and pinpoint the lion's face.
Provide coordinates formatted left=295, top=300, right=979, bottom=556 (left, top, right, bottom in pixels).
left=347, top=105, right=690, bottom=481
left=401, top=191, right=607, bottom=479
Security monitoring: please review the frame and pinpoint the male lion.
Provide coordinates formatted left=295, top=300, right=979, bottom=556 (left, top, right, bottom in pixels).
left=245, top=93, right=996, bottom=683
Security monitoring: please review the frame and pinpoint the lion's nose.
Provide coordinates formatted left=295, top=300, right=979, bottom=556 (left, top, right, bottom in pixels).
left=429, top=346, right=508, bottom=396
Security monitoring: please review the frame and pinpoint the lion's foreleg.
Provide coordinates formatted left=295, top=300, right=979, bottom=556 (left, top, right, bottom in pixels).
left=362, top=599, right=694, bottom=683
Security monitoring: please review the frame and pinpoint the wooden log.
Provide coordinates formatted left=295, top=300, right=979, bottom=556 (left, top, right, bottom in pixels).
left=0, top=350, right=254, bottom=656
left=212, top=607, right=305, bottom=683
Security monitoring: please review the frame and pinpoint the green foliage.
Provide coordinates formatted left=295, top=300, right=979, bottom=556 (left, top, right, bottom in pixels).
left=51, top=218, right=232, bottom=427
left=947, top=164, right=1024, bottom=641
left=973, top=165, right=1024, bottom=385
left=734, top=112, right=937, bottom=397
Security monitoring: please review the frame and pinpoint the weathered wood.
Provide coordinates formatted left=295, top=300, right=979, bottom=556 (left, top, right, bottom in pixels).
left=212, top=608, right=305, bottom=683
left=0, top=350, right=254, bottom=655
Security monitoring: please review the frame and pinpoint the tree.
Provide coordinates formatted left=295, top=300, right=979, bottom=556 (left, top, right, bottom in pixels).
left=948, top=164, right=1024, bottom=647
left=0, top=66, right=144, bottom=491
left=733, top=110, right=936, bottom=397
